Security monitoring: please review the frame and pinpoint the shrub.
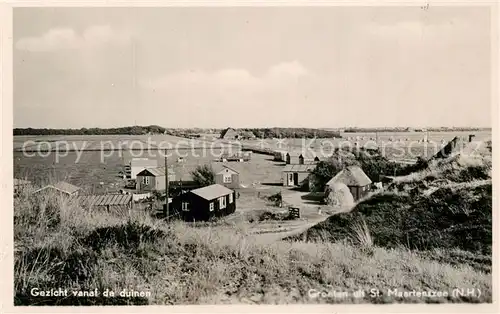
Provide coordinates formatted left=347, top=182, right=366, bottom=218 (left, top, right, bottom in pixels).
left=191, top=165, right=216, bottom=187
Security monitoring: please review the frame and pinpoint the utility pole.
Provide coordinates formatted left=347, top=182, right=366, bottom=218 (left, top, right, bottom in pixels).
left=164, top=150, right=169, bottom=220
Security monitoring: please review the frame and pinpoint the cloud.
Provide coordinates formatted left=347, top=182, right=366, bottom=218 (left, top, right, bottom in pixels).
left=15, top=25, right=131, bottom=52
left=268, top=60, right=308, bottom=78
left=141, top=61, right=310, bottom=93
left=135, top=61, right=315, bottom=126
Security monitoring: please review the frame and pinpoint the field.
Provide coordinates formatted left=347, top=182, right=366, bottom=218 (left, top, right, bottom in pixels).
left=240, top=131, right=492, bottom=160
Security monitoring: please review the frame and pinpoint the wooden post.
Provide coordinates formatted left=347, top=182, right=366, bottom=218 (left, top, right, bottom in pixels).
left=165, top=150, right=169, bottom=220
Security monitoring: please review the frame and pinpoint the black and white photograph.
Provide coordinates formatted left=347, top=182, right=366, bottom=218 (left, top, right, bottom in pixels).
left=3, top=2, right=497, bottom=308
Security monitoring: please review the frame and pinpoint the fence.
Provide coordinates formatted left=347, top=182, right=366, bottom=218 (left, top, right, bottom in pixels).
left=288, top=207, right=300, bottom=219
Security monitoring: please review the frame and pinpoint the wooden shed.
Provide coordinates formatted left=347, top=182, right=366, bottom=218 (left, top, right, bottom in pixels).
left=77, top=194, right=133, bottom=215
left=34, top=181, right=81, bottom=197
left=273, top=150, right=288, bottom=162
left=282, top=164, right=316, bottom=188
left=136, top=167, right=176, bottom=192
left=170, top=184, right=236, bottom=221
left=128, top=158, right=159, bottom=180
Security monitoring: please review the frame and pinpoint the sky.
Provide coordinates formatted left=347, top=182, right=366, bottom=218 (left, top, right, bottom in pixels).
left=13, top=7, right=492, bottom=129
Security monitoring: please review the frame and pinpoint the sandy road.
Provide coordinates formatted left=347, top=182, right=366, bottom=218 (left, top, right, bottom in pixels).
left=248, top=216, right=330, bottom=245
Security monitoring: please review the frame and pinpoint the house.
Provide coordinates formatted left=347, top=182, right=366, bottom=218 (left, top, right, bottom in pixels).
left=282, top=164, right=316, bottom=188
left=220, top=127, right=239, bottom=140
left=14, top=178, right=31, bottom=193
left=34, top=181, right=81, bottom=197
left=128, top=158, right=159, bottom=180
left=77, top=194, right=133, bottom=215
left=285, top=151, right=318, bottom=165
left=213, top=164, right=240, bottom=189
left=170, top=184, right=236, bottom=221
left=136, top=166, right=200, bottom=196
left=326, top=166, right=372, bottom=201
left=136, top=167, right=176, bottom=192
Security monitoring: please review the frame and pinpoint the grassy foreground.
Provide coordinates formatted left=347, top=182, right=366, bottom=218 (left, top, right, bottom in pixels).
left=14, top=186, right=491, bottom=305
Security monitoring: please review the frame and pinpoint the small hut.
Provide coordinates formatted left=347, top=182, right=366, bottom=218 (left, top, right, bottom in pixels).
left=33, top=181, right=81, bottom=197
left=77, top=194, right=133, bottom=215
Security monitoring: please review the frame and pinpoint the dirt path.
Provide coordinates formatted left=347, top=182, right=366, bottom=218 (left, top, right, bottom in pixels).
left=248, top=216, right=330, bottom=244
left=245, top=191, right=356, bottom=244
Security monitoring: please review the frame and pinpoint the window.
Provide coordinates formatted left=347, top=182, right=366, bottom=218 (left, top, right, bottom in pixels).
left=219, top=196, right=226, bottom=209
left=142, top=176, right=150, bottom=185
left=223, top=175, right=232, bottom=183
left=229, top=193, right=233, bottom=204
left=182, top=202, right=189, bottom=211
left=209, top=202, right=214, bottom=212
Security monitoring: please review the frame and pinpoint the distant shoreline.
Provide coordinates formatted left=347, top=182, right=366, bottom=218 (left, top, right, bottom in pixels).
left=13, top=128, right=491, bottom=137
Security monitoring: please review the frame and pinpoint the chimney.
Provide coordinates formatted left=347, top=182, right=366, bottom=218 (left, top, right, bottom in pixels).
left=468, top=134, right=475, bottom=143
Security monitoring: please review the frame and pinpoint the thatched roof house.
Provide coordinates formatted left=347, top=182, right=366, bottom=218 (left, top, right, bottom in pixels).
left=326, top=165, right=372, bottom=201
left=220, top=127, right=239, bottom=140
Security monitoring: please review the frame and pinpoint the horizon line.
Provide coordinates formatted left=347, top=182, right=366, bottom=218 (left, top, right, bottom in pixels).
left=12, top=125, right=493, bottom=130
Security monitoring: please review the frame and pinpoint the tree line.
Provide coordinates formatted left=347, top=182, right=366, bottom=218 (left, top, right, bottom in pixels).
left=14, top=126, right=342, bottom=138
left=243, top=128, right=342, bottom=139
left=13, top=126, right=221, bottom=136
left=13, top=126, right=167, bottom=136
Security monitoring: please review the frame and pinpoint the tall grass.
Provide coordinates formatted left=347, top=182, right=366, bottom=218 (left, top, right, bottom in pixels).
left=349, top=217, right=373, bottom=248
left=13, top=187, right=492, bottom=305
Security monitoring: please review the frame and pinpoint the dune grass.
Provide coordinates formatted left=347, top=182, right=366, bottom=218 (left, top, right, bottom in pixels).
left=14, top=186, right=492, bottom=305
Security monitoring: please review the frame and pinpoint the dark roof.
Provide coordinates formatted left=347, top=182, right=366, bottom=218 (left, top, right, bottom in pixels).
left=327, top=166, right=372, bottom=187
left=212, top=163, right=239, bottom=174
left=34, top=181, right=80, bottom=195
left=220, top=127, right=237, bottom=139
left=77, top=194, right=132, bottom=206
left=137, top=167, right=196, bottom=182
left=137, top=167, right=174, bottom=177
left=282, top=164, right=316, bottom=173
left=190, top=184, right=233, bottom=200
